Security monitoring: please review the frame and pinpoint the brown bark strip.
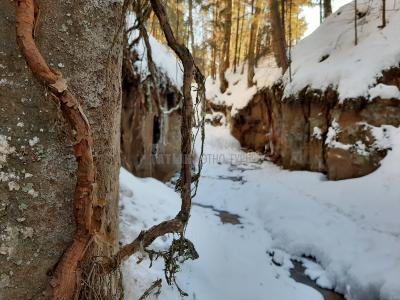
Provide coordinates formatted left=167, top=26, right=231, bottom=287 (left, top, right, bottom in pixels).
left=16, top=1, right=97, bottom=299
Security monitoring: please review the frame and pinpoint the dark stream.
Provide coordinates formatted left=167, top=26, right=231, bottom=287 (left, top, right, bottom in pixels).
left=290, top=260, right=345, bottom=300
left=193, top=202, right=242, bottom=225
left=196, top=172, right=345, bottom=299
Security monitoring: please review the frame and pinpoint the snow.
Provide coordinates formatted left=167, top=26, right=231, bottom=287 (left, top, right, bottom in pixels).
left=325, top=119, right=342, bottom=146
left=312, top=127, right=323, bottom=140
left=206, top=56, right=281, bottom=115
left=120, top=167, right=323, bottom=300
left=302, top=259, right=333, bottom=290
left=369, top=83, right=400, bottom=100
left=283, top=0, right=400, bottom=102
left=325, top=120, right=394, bottom=155
left=369, top=124, right=393, bottom=149
left=127, top=15, right=183, bottom=90
left=120, top=123, right=400, bottom=300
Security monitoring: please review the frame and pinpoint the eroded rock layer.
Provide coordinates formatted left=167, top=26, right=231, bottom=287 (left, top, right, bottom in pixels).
left=231, top=69, right=400, bottom=180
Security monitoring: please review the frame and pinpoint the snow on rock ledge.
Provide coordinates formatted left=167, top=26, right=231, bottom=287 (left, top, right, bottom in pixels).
left=206, top=57, right=281, bottom=116
left=127, top=14, right=183, bottom=90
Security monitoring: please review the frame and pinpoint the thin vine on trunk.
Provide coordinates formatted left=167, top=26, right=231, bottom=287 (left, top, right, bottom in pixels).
left=15, top=0, right=101, bottom=298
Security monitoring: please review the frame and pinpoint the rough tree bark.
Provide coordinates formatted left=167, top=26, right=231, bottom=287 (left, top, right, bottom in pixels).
left=219, top=0, right=233, bottom=93
left=0, top=0, right=123, bottom=299
left=270, top=0, right=289, bottom=73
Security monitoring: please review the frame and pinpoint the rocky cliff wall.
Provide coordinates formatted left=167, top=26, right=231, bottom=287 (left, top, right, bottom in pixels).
left=121, top=51, right=182, bottom=181
left=230, top=69, right=400, bottom=180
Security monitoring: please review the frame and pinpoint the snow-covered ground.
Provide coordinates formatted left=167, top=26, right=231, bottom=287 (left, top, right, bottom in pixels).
left=120, top=124, right=400, bottom=300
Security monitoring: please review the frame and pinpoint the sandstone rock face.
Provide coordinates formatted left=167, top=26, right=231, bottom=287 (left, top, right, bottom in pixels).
left=231, top=69, right=400, bottom=180
left=121, top=55, right=182, bottom=182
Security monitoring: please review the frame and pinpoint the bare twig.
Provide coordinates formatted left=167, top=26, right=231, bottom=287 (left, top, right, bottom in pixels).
left=138, top=279, right=162, bottom=300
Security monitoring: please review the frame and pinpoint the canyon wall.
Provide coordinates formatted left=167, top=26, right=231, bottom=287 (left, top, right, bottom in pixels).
left=229, top=69, right=400, bottom=180
left=121, top=51, right=182, bottom=181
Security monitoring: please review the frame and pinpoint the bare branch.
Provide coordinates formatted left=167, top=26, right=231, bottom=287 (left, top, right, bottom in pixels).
left=109, top=0, right=207, bottom=271
left=106, top=218, right=183, bottom=269
left=150, top=0, right=195, bottom=223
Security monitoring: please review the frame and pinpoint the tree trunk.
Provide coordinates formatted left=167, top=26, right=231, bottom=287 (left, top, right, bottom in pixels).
left=381, top=0, right=386, bottom=28
left=255, top=25, right=264, bottom=66
left=319, top=0, right=323, bottom=23
left=219, top=0, right=233, bottom=93
left=324, top=0, right=332, bottom=18
left=355, top=0, right=358, bottom=45
left=0, top=1, right=123, bottom=299
left=211, top=0, right=219, bottom=80
left=237, top=4, right=245, bottom=72
left=270, top=0, right=289, bottom=73
left=247, top=0, right=262, bottom=87
left=233, top=0, right=241, bottom=73
left=188, top=0, right=196, bottom=59
left=280, top=0, right=286, bottom=40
